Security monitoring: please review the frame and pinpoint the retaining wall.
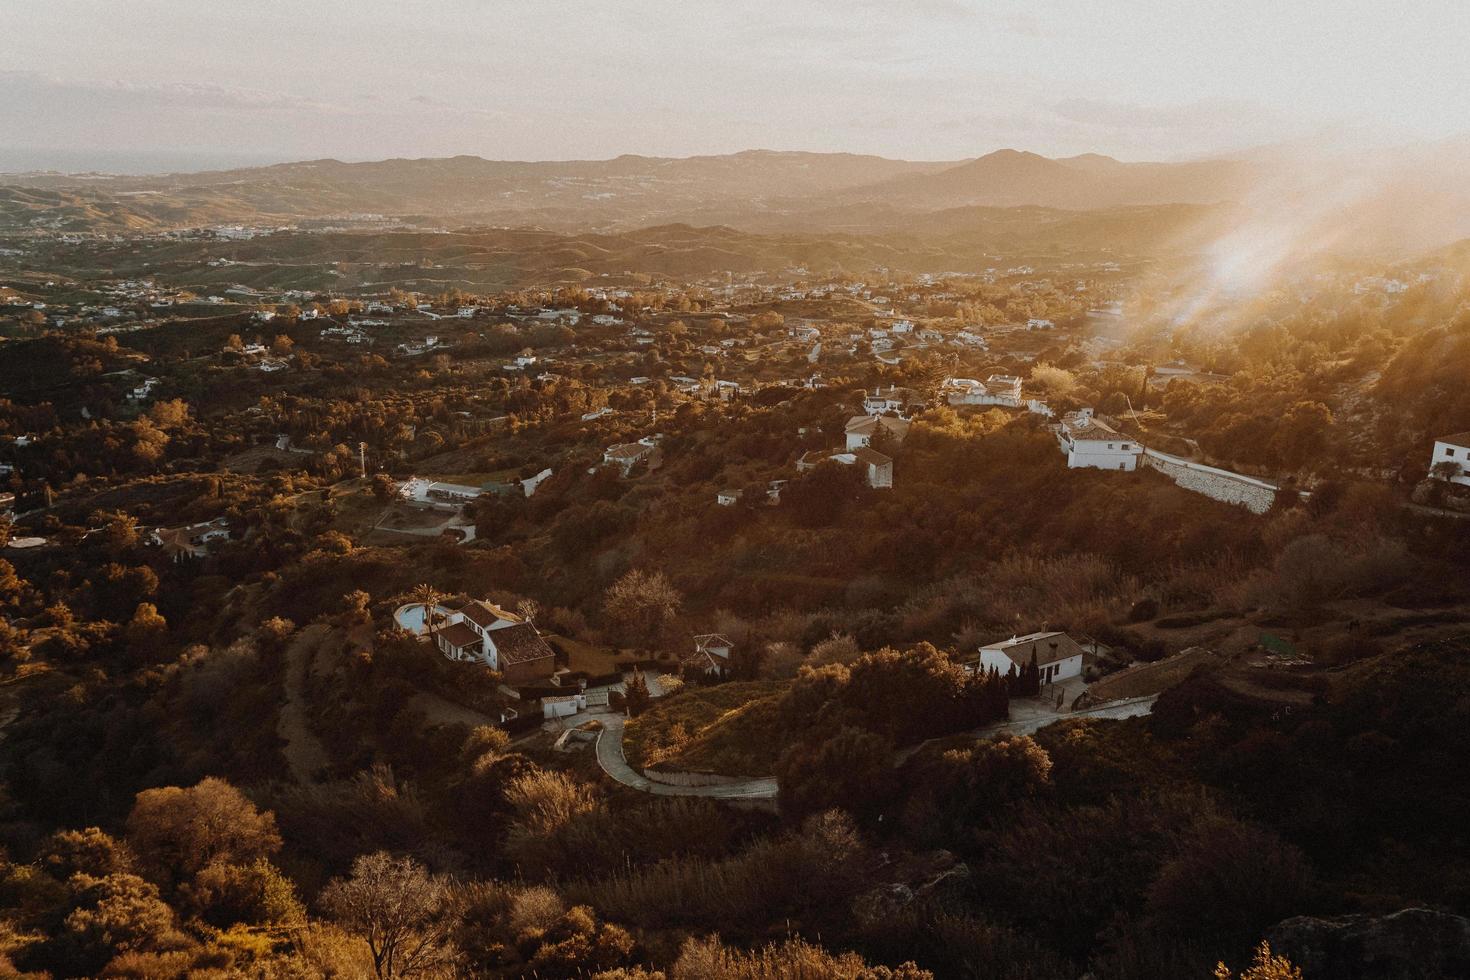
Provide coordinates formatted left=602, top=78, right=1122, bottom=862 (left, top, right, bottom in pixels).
left=642, top=768, right=765, bottom=788
left=1143, top=449, right=1277, bottom=515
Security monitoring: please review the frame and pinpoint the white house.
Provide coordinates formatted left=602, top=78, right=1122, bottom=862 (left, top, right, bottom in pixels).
left=431, top=600, right=556, bottom=684
left=149, top=518, right=230, bottom=562
left=844, top=414, right=910, bottom=450
left=400, top=478, right=483, bottom=510
left=944, top=375, right=1021, bottom=408
left=1027, top=318, right=1055, bottom=331
left=973, top=631, right=1086, bottom=686
left=716, top=489, right=742, bottom=506
left=1430, top=432, right=1470, bottom=487
left=1055, top=409, right=1142, bottom=471
left=684, top=633, right=735, bottom=675
left=795, top=447, right=893, bottom=489
left=603, top=440, right=658, bottom=476
left=863, top=385, right=920, bottom=416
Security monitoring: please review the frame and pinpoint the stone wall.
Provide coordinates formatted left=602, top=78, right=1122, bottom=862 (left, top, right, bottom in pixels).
left=1143, top=449, right=1277, bottom=515
left=642, top=767, right=760, bottom=787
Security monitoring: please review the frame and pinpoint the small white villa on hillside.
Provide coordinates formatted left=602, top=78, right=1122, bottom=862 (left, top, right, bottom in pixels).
left=1055, top=409, right=1142, bottom=471
left=1430, top=432, right=1470, bottom=486
left=944, top=374, right=1022, bottom=408
left=796, top=446, right=893, bottom=488
left=845, top=414, right=910, bottom=450
left=972, top=631, right=1086, bottom=685
left=683, top=633, right=735, bottom=675
left=431, top=599, right=556, bottom=685
left=862, top=385, right=923, bottom=417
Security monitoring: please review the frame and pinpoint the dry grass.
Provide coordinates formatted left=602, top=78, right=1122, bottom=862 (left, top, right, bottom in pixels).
left=547, top=633, right=620, bottom=674
left=622, top=680, right=787, bottom=775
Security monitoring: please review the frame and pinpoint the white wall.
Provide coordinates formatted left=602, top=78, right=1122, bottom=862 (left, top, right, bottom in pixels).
left=1431, top=441, right=1470, bottom=486
left=1066, top=438, right=1141, bottom=471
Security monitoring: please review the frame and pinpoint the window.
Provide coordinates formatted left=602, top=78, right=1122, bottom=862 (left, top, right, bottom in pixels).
left=1448, top=448, right=1458, bottom=458
left=1107, top=443, right=1115, bottom=449
left=1121, top=443, right=1131, bottom=450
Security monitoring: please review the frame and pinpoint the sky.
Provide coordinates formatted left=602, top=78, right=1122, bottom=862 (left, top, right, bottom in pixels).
left=4, top=0, right=1470, bottom=172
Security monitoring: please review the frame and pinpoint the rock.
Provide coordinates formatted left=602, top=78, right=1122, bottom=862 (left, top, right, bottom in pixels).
left=852, top=849, right=970, bottom=924
left=1268, top=907, right=1470, bottom=980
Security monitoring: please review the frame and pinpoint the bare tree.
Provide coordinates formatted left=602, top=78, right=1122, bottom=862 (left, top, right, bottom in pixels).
left=320, top=851, right=458, bottom=979
left=603, top=569, right=681, bottom=656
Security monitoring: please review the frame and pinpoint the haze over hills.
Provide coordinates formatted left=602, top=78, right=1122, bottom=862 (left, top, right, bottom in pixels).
left=0, top=148, right=1252, bottom=236
left=8, top=144, right=1470, bottom=272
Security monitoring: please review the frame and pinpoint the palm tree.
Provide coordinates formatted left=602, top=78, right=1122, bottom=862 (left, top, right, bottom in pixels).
left=411, top=583, right=442, bottom=650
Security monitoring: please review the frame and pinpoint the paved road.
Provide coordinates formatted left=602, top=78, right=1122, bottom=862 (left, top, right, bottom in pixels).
left=583, top=696, right=1157, bottom=802
left=895, top=695, right=1160, bottom=765
left=589, top=713, right=779, bottom=800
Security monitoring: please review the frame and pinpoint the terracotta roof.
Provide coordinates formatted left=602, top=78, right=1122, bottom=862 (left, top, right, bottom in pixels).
left=461, top=600, right=517, bottom=629
left=981, top=631, right=1085, bottom=667
left=851, top=446, right=892, bottom=467
left=489, top=623, right=556, bottom=666
left=605, top=442, right=652, bottom=461
left=695, top=633, right=733, bottom=653
left=845, top=415, right=910, bottom=439
left=1438, top=432, right=1470, bottom=449
left=1061, top=414, right=1126, bottom=441
left=437, top=621, right=481, bottom=650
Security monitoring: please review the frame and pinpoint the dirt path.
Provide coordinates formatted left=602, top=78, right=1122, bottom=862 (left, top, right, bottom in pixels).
left=277, top=623, right=333, bottom=783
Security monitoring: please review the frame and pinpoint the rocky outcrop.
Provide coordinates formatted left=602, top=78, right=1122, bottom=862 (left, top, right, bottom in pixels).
left=852, top=850, right=971, bottom=925
left=1268, top=908, right=1470, bottom=979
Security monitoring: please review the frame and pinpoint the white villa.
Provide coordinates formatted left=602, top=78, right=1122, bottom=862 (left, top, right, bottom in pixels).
left=400, top=478, right=483, bottom=509
left=845, top=414, right=910, bottom=450
left=603, top=437, right=660, bottom=476
left=863, top=385, right=921, bottom=417
left=796, top=446, right=894, bottom=489
left=1055, top=409, right=1142, bottom=471
left=973, top=631, right=1085, bottom=685
left=430, top=599, right=556, bottom=684
left=684, top=633, right=735, bottom=675
left=1431, top=432, right=1470, bottom=486
left=944, top=375, right=1022, bottom=408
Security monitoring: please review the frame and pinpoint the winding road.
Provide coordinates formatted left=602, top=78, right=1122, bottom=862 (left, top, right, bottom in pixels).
left=585, top=694, right=1159, bottom=802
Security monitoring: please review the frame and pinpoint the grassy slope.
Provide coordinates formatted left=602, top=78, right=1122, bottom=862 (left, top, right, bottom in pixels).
left=622, top=680, right=788, bottom=776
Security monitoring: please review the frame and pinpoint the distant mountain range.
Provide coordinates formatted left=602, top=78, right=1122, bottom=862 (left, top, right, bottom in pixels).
left=0, top=148, right=1253, bottom=236
left=6, top=146, right=1470, bottom=261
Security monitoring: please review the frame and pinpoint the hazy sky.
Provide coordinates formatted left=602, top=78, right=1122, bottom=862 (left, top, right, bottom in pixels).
left=5, top=0, right=1469, bottom=171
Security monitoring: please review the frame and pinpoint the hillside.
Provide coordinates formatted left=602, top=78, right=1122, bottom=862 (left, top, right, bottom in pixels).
left=0, top=148, right=1250, bottom=236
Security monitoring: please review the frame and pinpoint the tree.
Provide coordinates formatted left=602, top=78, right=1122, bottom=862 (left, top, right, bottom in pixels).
left=411, top=583, right=443, bottom=648
left=271, top=334, right=295, bottom=356
left=624, top=669, right=652, bottom=717
left=1431, top=459, right=1464, bottom=482
left=603, top=570, right=681, bottom=654
left=125, top=778, right=282, bottom=891
left=130, top=417, right=169, bottom=465
left=146, top=399, right=190, bottom=429
left=776, top=727, right=895, bottom=822
left=320, top=851, right=459, bottom=979
left=61, top=873, right=177, bottom=973
left=122, top=602, right=168, bottom=663
left=1214, top=942, right=1303, bottom=980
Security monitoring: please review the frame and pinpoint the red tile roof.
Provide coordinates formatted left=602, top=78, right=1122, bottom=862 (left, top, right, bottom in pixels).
left=489, top=623, right=556, bottom=666
left=436, top=621, right=481, bottom=650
